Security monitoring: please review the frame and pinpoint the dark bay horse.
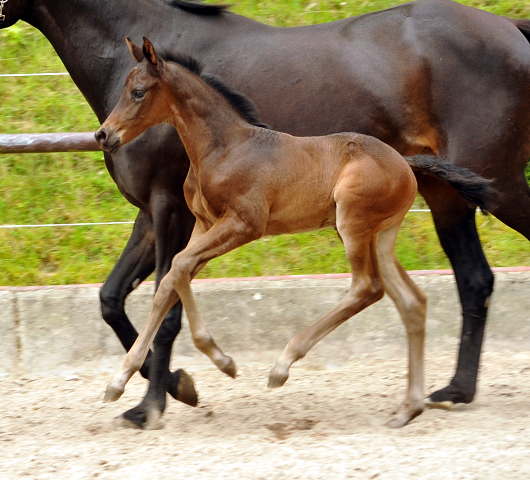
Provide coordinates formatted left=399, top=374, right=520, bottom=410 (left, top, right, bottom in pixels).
left=3, top=0, right=530, bottom=427
left=96, top=38, right=494, bottom=427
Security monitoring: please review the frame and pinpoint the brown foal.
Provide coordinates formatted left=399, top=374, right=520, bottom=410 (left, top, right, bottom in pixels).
left=95, top=38, right=485, bottom=428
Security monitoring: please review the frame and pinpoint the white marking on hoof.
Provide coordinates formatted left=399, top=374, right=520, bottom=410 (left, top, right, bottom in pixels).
left=111, top=415, right=141, bottom=430
left=424, top=398, right=455, bottom=410
left=145, top=409, right=164, bottom=430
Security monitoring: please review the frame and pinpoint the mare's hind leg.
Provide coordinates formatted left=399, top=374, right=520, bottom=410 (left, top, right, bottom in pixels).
left=488, top=173, right=530, bottom=240
left=268, top=230, right=384, bottom=389
left=418, top=176, right=494, bottom=407
left=376, top=222, right=427, bottom=428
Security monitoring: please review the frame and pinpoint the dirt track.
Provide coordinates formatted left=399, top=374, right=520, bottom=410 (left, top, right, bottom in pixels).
left=1, top=350, right=530, bottom=479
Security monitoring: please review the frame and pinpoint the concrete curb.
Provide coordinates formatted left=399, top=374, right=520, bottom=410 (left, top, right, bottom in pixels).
left=1, top=268, right=529, bottom=379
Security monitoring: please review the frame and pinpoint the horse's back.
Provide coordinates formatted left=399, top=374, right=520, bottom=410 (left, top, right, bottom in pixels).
left=338, top=0, right=530, bottom=157
left=225, top=0, right=530, bottom=164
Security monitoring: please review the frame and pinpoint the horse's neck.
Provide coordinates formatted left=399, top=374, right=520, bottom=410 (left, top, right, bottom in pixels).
left=167, top=71, right=251, bottom=167
left=23, top=0, right=198, bottom=122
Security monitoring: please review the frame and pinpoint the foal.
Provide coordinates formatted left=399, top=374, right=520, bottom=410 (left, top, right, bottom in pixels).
left=96, top=38, right=491, bottom=428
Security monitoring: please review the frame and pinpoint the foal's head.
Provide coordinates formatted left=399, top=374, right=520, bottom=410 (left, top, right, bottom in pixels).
left=96, top=37, right=268, bottom=154
left=95, top=37, right=175, bottom=153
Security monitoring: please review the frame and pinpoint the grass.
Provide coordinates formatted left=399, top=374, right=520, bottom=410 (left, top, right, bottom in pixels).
left=1, top=0, right=530, bottom=286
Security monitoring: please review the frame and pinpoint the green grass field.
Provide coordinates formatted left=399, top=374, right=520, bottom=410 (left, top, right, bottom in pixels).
left=1, top=0, right=530, bottom=286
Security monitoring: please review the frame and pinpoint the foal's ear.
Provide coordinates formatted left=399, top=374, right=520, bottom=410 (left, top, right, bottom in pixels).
left=142, top=37, right=164, bottom=75
left=126, top=37, right=144, bottom=63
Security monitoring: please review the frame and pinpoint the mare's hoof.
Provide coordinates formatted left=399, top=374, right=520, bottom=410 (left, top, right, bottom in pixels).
left=426, top=384, right=474, bottom=406
left=112, top=409, right=163, bottom=430
left=112, top=415, right=142, bottom=430
left=103, top=384, right=124, bottom=403
left=117, top=403, right=165, bottom=430
left=174, top=369, right=198, bottom=407
left=387, top=401, right=424, bottom=428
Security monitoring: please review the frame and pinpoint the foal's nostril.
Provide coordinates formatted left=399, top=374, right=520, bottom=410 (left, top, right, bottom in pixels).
left=95, top=129, right=107, bottom=145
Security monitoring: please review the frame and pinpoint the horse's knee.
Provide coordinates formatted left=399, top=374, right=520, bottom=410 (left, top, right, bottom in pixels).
left=99, top=286, right=125, bottom=327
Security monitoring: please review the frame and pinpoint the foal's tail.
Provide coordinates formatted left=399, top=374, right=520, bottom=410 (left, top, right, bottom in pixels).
left=405, top=155, right=497, bottom=214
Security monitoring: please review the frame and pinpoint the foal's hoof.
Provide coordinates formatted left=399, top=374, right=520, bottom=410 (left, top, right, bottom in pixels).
left=387, top=401, right=424, bottom=428
left=267, top=365, right=289, bottom=389
left=103, top=384, right=124, bottom=403
left=218, top=356, right=238, bottom=379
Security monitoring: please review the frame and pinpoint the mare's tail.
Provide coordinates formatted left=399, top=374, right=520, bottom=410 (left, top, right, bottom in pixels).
left=405, top=155, right=497, bottom=214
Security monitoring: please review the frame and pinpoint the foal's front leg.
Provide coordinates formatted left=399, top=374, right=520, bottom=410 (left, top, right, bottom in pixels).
left=104, top=277, right=180, bottom=402
left=104, top=213, right=261, bottom=401
left=167, top=214, right=263, bottom=376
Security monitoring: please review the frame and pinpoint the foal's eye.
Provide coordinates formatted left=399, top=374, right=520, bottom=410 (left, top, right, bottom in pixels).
left=132, top=90, right=145, bottom=99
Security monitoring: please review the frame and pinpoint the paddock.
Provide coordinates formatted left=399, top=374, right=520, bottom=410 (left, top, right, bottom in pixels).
left=1, top=271, right=530, bottom=478
left=2, top=351, right=530, bottom=479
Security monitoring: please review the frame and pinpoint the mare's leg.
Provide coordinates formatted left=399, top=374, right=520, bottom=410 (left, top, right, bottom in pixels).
left=118, top=204, right=197, bottom=428
left=487, top=173, right=530, bottom=240
left=376, top=222, right=427, bottom=427
left=268, top=228, right=384, bottom=389
left=100, top=210, right=196, bottom=413
left=105, top=213, right=260, bottom=403
left=418, top=175, right=494, bottom=406
left=100, top=210, right=155, bottom=376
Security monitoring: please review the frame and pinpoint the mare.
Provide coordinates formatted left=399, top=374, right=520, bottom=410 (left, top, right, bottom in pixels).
left=3, top=0, right=530, bottom=428
left=96, top=38, right=495, bottom=428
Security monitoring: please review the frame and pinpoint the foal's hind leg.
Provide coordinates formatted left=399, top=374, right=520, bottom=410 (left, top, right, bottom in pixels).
left=376, top=222, right=426, bottom=428
left=268, top=231, right=384, bottom=388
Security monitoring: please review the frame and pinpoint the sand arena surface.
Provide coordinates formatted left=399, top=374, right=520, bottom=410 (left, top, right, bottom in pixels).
left=1, top=350, right=530, bottom=479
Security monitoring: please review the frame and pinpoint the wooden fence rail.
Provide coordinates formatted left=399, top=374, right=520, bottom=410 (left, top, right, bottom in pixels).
left=0, top=133, right=100, bottom=153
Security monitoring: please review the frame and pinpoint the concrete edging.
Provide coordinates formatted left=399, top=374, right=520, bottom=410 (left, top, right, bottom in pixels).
left=1, top=268, right=529, bottom=378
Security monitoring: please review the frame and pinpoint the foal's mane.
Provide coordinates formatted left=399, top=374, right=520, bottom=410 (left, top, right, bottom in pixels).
left=164, top=0, right=229, bottom=15
left=157, top=48, right=269, bottom=129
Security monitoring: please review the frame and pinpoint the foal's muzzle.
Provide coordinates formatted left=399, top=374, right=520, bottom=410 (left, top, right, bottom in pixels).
left=95, top=127, right=122, bottom=154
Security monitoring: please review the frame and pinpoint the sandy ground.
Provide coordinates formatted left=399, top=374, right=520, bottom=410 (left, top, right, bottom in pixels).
left=1, top=349, right=530, bottom=480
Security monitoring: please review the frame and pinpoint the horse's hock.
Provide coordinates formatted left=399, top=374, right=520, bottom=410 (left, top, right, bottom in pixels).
left=1, top=268, right=529, bottom=379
